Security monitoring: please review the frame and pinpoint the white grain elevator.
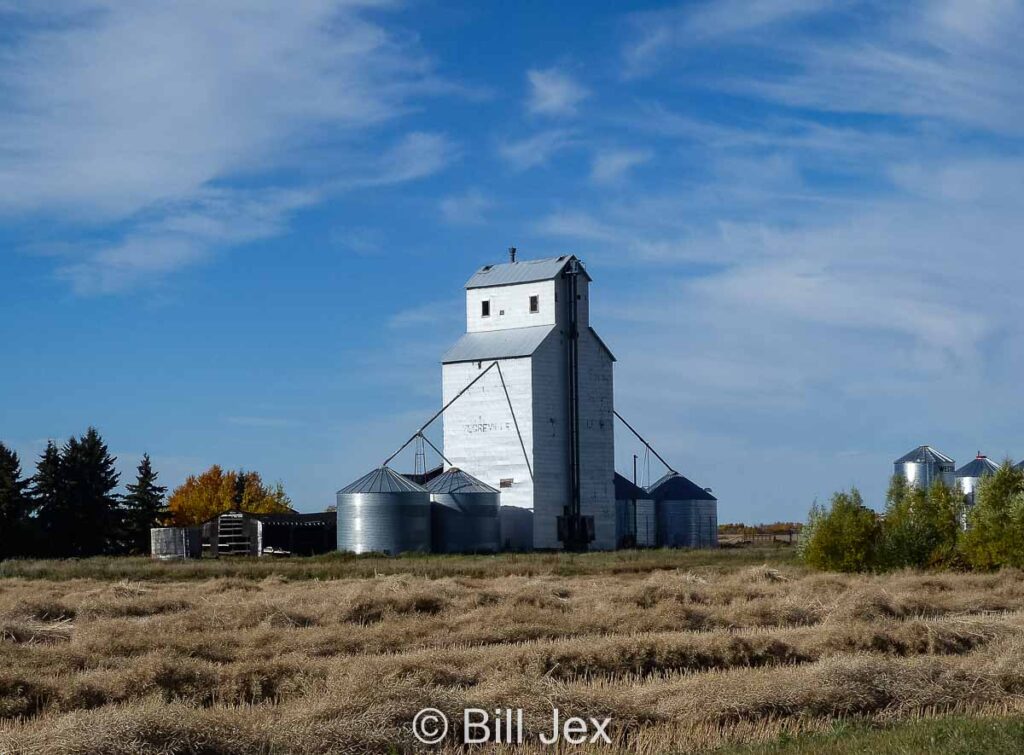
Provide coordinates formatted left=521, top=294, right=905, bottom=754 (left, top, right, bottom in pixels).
left=441, top=251, right=616, bottom=550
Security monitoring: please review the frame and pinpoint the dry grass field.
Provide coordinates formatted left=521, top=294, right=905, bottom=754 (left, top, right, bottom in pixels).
left=3, top=549, right=1024, bottom=753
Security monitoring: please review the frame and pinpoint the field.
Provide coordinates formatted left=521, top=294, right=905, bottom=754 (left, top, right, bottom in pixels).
left=3, top=548, right=1024, bottom=753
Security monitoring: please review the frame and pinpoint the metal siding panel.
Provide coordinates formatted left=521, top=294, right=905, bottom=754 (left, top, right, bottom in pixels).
left=336, top=492, right=431, bottom=555
left=442, top=358, right=535, bottom=514
left=430, top=492, right=500, bottom=553
left=499, top=505, right=534, bottom=551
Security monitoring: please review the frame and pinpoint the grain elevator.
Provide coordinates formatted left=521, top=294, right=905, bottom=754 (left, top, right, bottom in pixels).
left=441, top=251, right=617, bottom=550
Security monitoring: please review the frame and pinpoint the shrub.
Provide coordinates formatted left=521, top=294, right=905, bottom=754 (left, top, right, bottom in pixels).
left=879, top=476, right=963, bottom=570
left=960, top=463, right=1024, bottom=570
left=801, top=489, right=880, bottom=572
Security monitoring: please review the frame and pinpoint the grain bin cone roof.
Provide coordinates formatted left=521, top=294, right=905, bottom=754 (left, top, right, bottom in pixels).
left=894, top=445, right=955, bottom=465
left=337, top=466, right=428, bottom=494
left=647, top=471, right=717, bottom=501
left=955, top=455, right=1000, bottom=478
left=614, top=472, right=648, bottom=500
left=424, top=467, right=498, bottom=494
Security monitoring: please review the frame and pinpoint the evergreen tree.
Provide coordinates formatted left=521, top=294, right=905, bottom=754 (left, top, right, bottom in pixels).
left=31, top=441, right=63, bottom=557
left=232, top=469, right=247, bottom=511
left=0, top=443, right=32, bottom=559
left=120, top=454, right=167, bottom=555
left=35, top=429, right=120, bottom=557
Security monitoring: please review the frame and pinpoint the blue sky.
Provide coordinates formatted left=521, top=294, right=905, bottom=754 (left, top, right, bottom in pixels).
left=2, top=0, right=1023, bottom=523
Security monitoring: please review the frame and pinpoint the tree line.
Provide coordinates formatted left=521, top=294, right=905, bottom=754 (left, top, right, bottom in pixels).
left=799, top=461, right=1024, bottom=572
left=0, top=428, right=164, bottom=559
left=0, top=428, right=294, bottom=560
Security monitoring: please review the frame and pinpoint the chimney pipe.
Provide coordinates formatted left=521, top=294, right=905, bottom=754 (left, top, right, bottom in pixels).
left=508, top=246, right=517, bottom=263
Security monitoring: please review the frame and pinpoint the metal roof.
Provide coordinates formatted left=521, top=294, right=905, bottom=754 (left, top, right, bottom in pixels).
left=894, top=445, right=955, bottom=465
left=442, top=324, right=555, bottom=364
left=955, top=456, right=1000, bottom=478
left=338, top=466, right=427, bottom=494
left=614, top=472, right=649, bottom=501
left=1016, top=460, right=1024, bottom=471
left=647, top=471, right=717, bottom=501
left=465, top=256, right=591, bottom=289
left=424, top=468, right=498, bottom=494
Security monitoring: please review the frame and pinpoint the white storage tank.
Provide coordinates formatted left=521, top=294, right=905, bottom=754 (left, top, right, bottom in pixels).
left=150, top=527, right=201, bottom=560
left=425, top=468, right=500, bottom=554
left=894, top=446, right=955, bottom=489
left=336, top=466, right=430, bottom=555
left=955, top=454, right=1000, bottom=507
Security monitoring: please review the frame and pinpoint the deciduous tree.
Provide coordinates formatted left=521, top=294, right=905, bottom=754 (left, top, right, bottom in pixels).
left=167, top=466, right=292, bottom=525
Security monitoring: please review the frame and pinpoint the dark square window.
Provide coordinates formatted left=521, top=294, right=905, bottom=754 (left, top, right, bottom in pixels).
left=529, top=295, right=539, bottom=314
left=481, top=300, right=490, bottom=317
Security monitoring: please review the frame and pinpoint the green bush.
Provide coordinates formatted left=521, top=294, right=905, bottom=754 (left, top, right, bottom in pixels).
left=960, top=463, right=1024, bottom=570
left=802, top=462, right=1024, bottom=573
left=879, top=475, right=963, bottom=569
left=801, top=488, right=880, bottom=572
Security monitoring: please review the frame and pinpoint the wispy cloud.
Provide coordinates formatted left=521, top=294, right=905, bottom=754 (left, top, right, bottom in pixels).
left=497, top=129, right=576, bottom=171
left=526, top=67, right=589, bottom=116
left=622, top=0, right=830, bottom=77
left=590, top=148, right=652, bottom=184
left=0, top=1, right=455, bottom=293
left=439, top=189, right=493, bottom=225
left=621, top=0, right=1024, bottom=135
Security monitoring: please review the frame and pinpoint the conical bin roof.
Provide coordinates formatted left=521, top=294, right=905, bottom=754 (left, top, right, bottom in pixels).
left=894, top=445, right=954, bottom=465
left=955, top=456, right=999, bottom=479
left=647, top=471, right=716, bottom=501
left=424, top=468, right=498, bottom=495
left=338, top=466, right=428, bottom=494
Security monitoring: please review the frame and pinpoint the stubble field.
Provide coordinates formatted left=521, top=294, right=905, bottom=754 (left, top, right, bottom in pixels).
left=3, top=548, right=1024, bottom=754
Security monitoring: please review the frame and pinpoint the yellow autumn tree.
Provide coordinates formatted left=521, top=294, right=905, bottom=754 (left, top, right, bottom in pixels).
left=167, top=465, right=293, bottom=525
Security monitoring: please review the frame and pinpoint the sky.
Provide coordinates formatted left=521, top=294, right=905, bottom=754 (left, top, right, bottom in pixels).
left=2, top=0, right=1023, bottom=523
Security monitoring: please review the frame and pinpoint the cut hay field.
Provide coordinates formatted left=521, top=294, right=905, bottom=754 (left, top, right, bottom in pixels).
left=3, top=549, right=1024, bottom=754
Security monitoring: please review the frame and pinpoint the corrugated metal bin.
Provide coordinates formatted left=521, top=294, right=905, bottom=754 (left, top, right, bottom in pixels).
left=425, top=468, right=500, bottom=554
left=336, top=466, right=431, bottom=555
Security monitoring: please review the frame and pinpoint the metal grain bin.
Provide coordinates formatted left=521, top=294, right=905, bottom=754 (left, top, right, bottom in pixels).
left=150, top=527, right=201, bottom=560
left=648, top=472, right=718, bottom=549
left=336, top=466, right=430, bottom=555
left=955, top=454, right=999, bottom=507
left=425, top=468, right=500, bottom=554
left=894, top=445, right=955, bottom=489
left=614, top=473, right=656, bottom=548
left=499, top=505, right=533, bottom=551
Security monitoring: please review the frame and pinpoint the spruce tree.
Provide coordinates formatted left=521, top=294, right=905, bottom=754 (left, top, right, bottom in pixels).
left=31, top=441, right=64, bottom=557
left=232, top=469, right=247, bottom=511
left=36, top=429, right=120, bottom=557
left=0, top=443, right=32, bottom=559
left=121, top=454, right=167, bottom=555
